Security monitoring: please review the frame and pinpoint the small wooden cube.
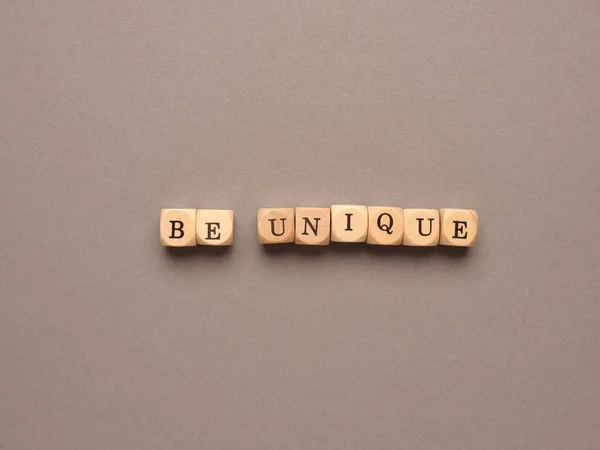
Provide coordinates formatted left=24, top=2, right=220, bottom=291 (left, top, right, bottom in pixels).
left=295, top=207, right=331, bottom=245
left=439, top=209, right=479, bottom=247
left=403, top=209, right=440, bottom=246
left=196, top=209, right=234, bottom=246
left=160, top=209, right=197, bottom=247
left=257, top=208, right=295, bottom=244
left=330, top=205, right=368, bottom=243
left=366, top=206, right=404, bottom=245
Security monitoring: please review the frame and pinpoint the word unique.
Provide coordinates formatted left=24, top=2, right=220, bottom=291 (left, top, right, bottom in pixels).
left=160, top=206, right=479, bottom=248
left=258, top=206, right=478, bottom=247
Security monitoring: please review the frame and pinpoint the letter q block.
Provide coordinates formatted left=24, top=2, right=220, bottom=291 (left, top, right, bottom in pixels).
left=196, top=209, right=234, bottom=246
left=160, top=209, right=197, bottom=247
left=257, top=208, right=295, bottom=244
left=439, top=209, right=479, bottom=247
left=367, top=206, right=404, bottom=245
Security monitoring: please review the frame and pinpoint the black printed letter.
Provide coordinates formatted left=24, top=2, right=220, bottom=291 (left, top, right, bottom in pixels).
left=452, top=221, right=468, bottom=239
left=169, top=220, right=185, bottom=239
left=301, top=217, right=321, bottom=236
left=417, top=218, right=434, bottom=237
left=377, top=213, right=394, bottom=235
left=345, top=213, right=353, bottom=231
left=268, top=218, right=286, bottom=237
left=206, top=222, right=221, bottom=240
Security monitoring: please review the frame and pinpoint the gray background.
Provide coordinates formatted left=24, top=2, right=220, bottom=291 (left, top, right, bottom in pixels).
left=1, top=1, right=599, bottom=449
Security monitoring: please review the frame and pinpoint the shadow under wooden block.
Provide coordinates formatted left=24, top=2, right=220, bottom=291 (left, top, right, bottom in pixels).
left=165, top=245, right=232, bottom=261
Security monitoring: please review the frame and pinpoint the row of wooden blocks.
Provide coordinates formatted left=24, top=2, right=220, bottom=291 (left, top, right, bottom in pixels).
left=160, top=207, right=479, bottom=247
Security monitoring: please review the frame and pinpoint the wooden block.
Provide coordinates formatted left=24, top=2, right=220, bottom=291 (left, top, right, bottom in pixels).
left=439, top=209, right=479, bottom=247
left=196, top=209, right=234, bottom=246
left=160, top=209, right=197, bottom=247
left=257, top=208, right=295, bottom=244
left=330, top=205, right=368, bottom=243
left=366, top=206, right=404, bottom=245
left=295, top=207, right=331, bottom=245
left=403, top=208, right=440, bottom=246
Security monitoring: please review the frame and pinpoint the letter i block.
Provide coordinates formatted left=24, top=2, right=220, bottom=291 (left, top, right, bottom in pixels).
left=330, top=205, right=368, bottom=243
left=439, top=209, right=479, bottom=247
left=196, top=209, right=234, bottom=246
left=257, top=208, right=295, bottom=244
left=403, top=209, right=440, bottom=246
left=160, top=209, right=197, bottom=247
left=367, top=206, right=404, bottom=245
left=295, top=207, right=331, bottom=245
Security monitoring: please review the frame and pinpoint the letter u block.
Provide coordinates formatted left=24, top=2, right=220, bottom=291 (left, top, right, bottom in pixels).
left=196, top=209, right=234, bottom=246
left=295, top=207, right=331, bottom=245
left=439, top=209, right=479, bottom=247
left=257, top=208, right=295, bottom=244
left=403, top=208, right=440, bottom=246
left=160, top=209, right=197, bottom=247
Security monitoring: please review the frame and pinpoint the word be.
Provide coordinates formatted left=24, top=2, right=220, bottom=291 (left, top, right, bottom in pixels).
left=257, top=206, right=478, bottom=247
left=160, top=209, right=234, bottom=247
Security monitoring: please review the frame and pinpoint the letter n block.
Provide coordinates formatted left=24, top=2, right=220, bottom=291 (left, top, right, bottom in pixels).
left=403, top=209, right=440, bottom=246
left=196, top=209, right=234, bottom=246
left=367, top=206, right=404, bottom=245
left=330, top=205, right=368, bottom=243
left=160, top=209, right=197, bottom=247
left=295, top=207, right=331, bottom=245
left=257, top=208, right=295, bottom=244
left=439, top=209, right=479, bottom=247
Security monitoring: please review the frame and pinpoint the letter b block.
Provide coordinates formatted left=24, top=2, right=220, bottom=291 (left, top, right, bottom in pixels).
left=196, top=209, right=234, bottom=246
left=331, top=205, right=368, bottom=243
left=439, top=209, right=479, bottom=247
left=403, top=209, right=440, bottom=246
left=295, top=207, right=331, bottom=245
left=257, top=208, right=295, bottom=244
left=160, top=209, right=197, bottom=247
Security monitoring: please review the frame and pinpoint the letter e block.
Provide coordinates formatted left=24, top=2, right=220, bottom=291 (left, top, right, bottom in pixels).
left=331, top=205, right=368, bottom=243
left=295, top=207, right=331, bottom=245
left=160, top=209, right=197, bottom=247
left=367, top=206, right=404, bottom=245
left=196, top=209, right=234, bottom=246
left=439, top=209, right=479, bottom=247
left=257, top=208, right=295, bottom=244
left=403, top=209, right=440, bottom=246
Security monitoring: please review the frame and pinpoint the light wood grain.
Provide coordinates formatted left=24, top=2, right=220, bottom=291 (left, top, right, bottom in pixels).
left=160, top=209, right=197, bottom=247
left=367, top=206, right=404, bottom=245
left=257, top=208, right=295, bottom=244
left=196, top=209, right=234, bottom=246
left=439, top=209, right=479, bottom=247
left=403, top=208, right=440, bottom=246
left=295, top=207, right=331, bottom=245
left=331, top=205, right=368, bottom=243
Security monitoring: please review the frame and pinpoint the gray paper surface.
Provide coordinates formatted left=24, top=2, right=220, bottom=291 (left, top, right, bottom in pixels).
left=2, top=1, right=599, bottom=449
